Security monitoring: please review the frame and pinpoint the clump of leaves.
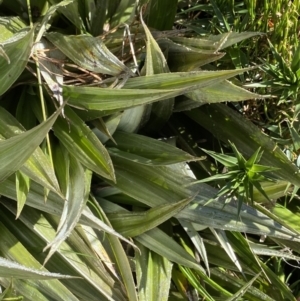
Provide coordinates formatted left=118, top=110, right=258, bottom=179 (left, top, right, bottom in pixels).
left=247, top=40, right=300, bottom=104
left=191, top=141, right=279, bottom=216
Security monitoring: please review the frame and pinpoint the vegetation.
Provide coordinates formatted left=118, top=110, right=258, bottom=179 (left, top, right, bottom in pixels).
left=0, top=0, right=300, bottom=300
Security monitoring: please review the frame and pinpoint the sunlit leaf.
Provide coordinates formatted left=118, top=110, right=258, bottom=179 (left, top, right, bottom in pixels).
left=0, top=257, right=73, bottom=280
left=108, top=197, right=193, bottom=237
left=47, top=32, right=133, bottom=76
left=108, top=131, right=198, bottom=165
left=0, top=106, right=62, bottom=183
left=53, top=106, right=115, bottom=181
left=0, top=29, right=34, bottom=95
left=0, top=107, right=61, bottom=195
left=136, top=242, right=172, bottom=301
left=140, top=12, right=174, bottom=130
left=15, top=170, right=30, bottom=218
left=43, top=156, right=91, bottom=265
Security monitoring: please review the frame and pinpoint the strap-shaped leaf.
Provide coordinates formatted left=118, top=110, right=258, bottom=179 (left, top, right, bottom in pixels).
left=0, top=256, right=73, bottom=280
left=53, top=106, right=115, bottom=181
left=65, top=69, right=253, bottom=112
left=108, top=197, right=192, bottom=237
left=135, top=227, right=206, bottom=274
left=158, top=38, right=224, bottom=72
left=0, top=28, right=34, bottom=95
left=136, top=242, right=172, bottom=301
left=0, top=106, right=62, bottom=183
left=15, top=170, right=30, bottom=218
left=169, top=32, right=262, bottom=51
left=107, top=131, right=197, bottom=165
left=47, top=32, right=133, bottom=76
left=43, top=157, right=91, bottom=265
left=123, top=69, right=253, bottom=89
left=186, top=104, right=300, bottom=187
left=0, top=106, right=61, bottom=195
left=140, top=13, right=174, bottom=131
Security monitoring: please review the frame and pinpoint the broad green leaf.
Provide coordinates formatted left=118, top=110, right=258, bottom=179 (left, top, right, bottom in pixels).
left=204, top=243, right=256, bottom=275
left=115, top=13, right=157, bottom=133
left=0, top=107, right=61, bottom=195
left=185, top=80, right=263, bottom=106
left=65, top=85, right=181, bottom=111
left=46, top=32, right=133, bottom=76
left=81, top=208, right=137, bottom=249
left=0, top=106, right=62, bottom=183
left=0, top=29, right=34, bottom=95
left=78, top=221, right=122, bottom=280
left=43, top=156, right=91, bottom=265
left=22, top=149, right=62, bottom=196
left=169, top=32, right=262, bottom=51
left=110, top=147, right=193, bottom=166
left=15, top=170, right=30, bottom=218
left=136, top=242, right=172, bottom=301
left=123, top=69, right=252, bottom=90
left=108, top=197, right=193, bottom=237
left=53, top=106, right=115, bottom=181
left=179, top=195, right=300, bottom=241
left=0, top=17, right=26, bottom=42
left=186, top=104, right=300, bottom=187
left=110, top=155, right=190, bottom=207
left=141, top=14, right=169, bottom=76
left=107, top=131, right=198, bottom=165
left=65, top=69, right=252, bottom=112
left=141, top=12, right=174, bottom=131
left=0, top=256, right=73, bottom=280
left=158, top=38, right=224, bottom=72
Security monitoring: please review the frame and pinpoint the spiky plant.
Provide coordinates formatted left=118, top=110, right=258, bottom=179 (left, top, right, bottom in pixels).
left=0, top=1, right=300, bottom=300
